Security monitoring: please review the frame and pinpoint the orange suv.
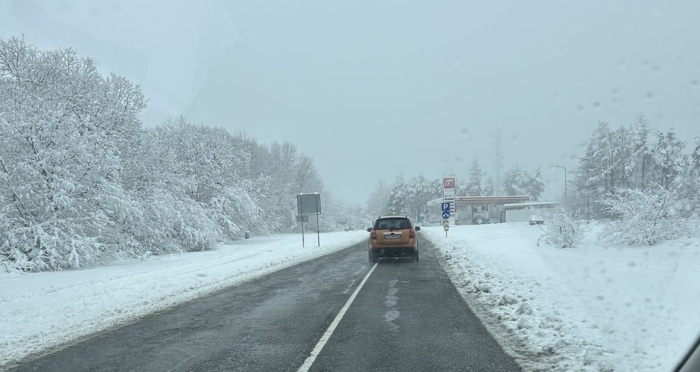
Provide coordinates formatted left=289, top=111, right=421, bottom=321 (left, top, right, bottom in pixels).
left=367, top=216, right=420, bottom=263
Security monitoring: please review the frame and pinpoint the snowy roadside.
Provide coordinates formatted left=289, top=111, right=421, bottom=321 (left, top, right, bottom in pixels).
left=422, top=223, right=700, bottom=372
left=0, top=230, right=367, bottom=368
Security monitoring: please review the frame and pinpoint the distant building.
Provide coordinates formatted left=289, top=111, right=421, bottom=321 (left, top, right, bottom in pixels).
left=427, top=195, right=530, bottom=225
left=502, top=202, right=559, bottom=223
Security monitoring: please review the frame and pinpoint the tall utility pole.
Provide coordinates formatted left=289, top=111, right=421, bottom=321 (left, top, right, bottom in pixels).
left=494, top=129, right=502, bottom=195
left=555, top=165, right=567, bottom=208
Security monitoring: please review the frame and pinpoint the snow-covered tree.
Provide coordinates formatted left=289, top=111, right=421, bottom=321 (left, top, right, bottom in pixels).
left=691, top=137, right=700, bottom=176
left=0, top=37, right=147, bottom=271
left=503, top=165, right=526, bottom=195
left=386, top=175, right=408, bottom=215
left=524, top=168, right=545, bottom=200
left=483, top=176, right=495, bottom=196
left=650, top=129, right=687, bottom=190
left=405, top=174, right=436, bottom=219
left=601, top=186, right=691, bottom=245
left=367, top=180, right=391, bottom=217
left=632, top=113, right=654, bottom=190
left=567, top=114, right=700, bottom=237
left=539, top=213, right=581, bottom=248
left=0, top=37, right=336, bottom=272
left=465, top=158, right=483, bottom=196
left=503, top=165, right=543, bottom=199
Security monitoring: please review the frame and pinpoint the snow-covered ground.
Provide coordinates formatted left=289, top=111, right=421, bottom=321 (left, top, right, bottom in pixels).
left=3, top=223, right=699, bottom=371
left=422, top=223, right=700, bottom=372
left=0, top=230, right=367, bottom=368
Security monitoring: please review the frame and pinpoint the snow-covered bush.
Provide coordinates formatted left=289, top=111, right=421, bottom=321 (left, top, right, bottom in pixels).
left=313, top=197, right=371, bottom=232
left=600, top=186, right=694, bottom=245
left=539, top=213, right=581, bottom=248
left=207, top=184, right=263, bottom=240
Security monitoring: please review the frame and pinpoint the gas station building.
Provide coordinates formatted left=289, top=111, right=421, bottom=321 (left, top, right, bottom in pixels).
left=427, top=195, right=558, bottom=224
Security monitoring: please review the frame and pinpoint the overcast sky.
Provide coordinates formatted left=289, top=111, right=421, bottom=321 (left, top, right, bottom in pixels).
left=2, top=0, right=699, bottom=204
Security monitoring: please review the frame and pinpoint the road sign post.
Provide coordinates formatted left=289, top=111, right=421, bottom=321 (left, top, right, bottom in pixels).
left=297, top=193, right=322, bottom=247
left=442, top=177, right=457, bottom=226
left=441, top=202, right=450, bottom=213
left=443, top=219, right=449, bottom=237
left=296, top=215, right=309, bottom=246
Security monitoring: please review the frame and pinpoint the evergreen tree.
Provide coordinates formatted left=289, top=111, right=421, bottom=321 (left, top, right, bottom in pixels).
left=465, top=158, right=483, bottom=196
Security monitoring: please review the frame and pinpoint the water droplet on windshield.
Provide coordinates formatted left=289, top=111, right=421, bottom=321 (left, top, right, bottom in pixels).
left=645, top=92, right=654, bottom=100
left=691, top=79, right=699, bottom=88
left=460, top=128, right=468, bottom=137
left=618, top=60, right=627, bottom=70
left=611, top=89, right=620, bottom=104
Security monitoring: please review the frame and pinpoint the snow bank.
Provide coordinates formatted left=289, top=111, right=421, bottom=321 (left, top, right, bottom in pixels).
left=0, top=230, right=367, bottom=368
left=423, top=223, right=700, bottom=371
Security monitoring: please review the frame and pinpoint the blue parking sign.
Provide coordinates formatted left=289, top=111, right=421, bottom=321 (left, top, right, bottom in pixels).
left=441, top=203, right=450, bottom=213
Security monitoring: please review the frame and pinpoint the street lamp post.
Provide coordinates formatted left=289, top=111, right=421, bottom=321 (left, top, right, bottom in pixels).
left=555, top=165, right=567, bottom=208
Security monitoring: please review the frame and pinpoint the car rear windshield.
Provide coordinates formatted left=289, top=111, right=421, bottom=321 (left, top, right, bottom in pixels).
left=374, top=218, right=412, bottom=230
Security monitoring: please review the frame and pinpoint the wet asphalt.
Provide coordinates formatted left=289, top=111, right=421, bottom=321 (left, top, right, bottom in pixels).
left=8, top=238, right=520, bottom=372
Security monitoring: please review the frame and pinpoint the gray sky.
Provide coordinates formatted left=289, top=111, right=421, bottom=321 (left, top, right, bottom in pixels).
left=2, top=0, right=699, bottom=204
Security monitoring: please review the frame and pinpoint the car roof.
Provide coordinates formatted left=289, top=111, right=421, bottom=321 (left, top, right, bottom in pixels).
left=376, top=215, right=410, bottom=220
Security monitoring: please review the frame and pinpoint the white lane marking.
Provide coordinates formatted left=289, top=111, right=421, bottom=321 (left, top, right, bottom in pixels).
left=297, top=263, right=378, bottom=372
left=342, top=279, right=356, bottom=295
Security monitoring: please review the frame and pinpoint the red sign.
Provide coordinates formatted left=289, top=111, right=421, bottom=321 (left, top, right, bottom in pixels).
left=442, top=177, right=456, bottom=190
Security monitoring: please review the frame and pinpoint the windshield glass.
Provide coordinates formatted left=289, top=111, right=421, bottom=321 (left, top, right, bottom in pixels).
left=374, top=218, right=412, bottom=230
left=1, top=2, right=699, bottom=372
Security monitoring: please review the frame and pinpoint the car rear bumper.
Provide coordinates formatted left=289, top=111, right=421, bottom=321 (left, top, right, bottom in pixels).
left=370, top=247, right=417, bottom=257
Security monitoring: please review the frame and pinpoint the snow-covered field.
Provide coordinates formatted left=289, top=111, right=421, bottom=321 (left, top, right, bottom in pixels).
left=422, top=223, right=700, bottom=372
left=0, top=230, right=368, bottom=368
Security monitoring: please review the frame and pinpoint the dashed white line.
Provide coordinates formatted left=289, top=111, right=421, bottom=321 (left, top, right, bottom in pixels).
left=297, top=263, right=378, bottom=372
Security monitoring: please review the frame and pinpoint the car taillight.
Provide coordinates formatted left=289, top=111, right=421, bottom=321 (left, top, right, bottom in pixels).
left=370, top=230, right=377, bottom=239
left=409, top=229, right=415, bottom=238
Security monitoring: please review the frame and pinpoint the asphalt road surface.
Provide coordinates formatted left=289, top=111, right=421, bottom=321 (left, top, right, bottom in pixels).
left=9, top=238, right=521, bottom=372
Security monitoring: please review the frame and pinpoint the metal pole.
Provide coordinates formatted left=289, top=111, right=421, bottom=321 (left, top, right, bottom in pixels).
left=564, top=167, right=568, bottom=207
left=301, top=217, right=305, bottom=247
left=316, top=213, right=320, bottom=247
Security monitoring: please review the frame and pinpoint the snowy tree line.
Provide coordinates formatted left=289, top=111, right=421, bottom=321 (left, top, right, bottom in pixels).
left=565, top=113, right=700, bottom=245
left=368, top=175, right=443, bottom=218
left=367, top=159, right=545, bottom=222
left=462, top=157, right=545, bottom=200
left=0, top=37, right=364, bottom=272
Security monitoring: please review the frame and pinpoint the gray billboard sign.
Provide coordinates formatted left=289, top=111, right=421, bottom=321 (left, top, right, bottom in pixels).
left=297, top=193, right=321, bottom=216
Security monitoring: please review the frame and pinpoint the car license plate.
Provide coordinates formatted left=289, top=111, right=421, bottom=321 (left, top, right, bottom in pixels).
left=384, top=233, right=401, bottom=239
